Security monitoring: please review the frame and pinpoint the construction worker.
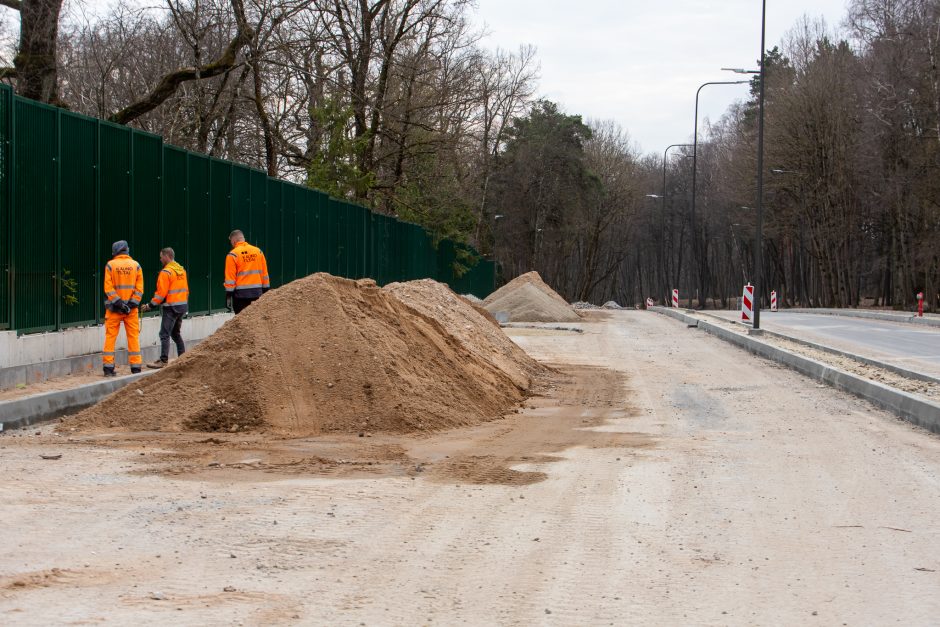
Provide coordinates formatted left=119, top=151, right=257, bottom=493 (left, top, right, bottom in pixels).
left=224, top=229, right=270, bottom=314
left=102, top=240, right=144, bottom=376
left=140, top=247, right=189, bottom=369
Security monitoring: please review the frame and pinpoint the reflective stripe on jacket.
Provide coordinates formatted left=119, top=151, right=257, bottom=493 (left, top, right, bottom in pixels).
left=224, top=242, right=270, bottom=296
left=150, top=261, right=189, bottom=311
left=104, top=254, right=144, bottom=306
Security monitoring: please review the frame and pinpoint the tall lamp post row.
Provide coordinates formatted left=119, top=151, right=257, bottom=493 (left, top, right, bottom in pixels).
left=647, top=143, right=693, bottom=304
left=690, top=80, right=749, bottom=309
left=656, top=0, right=768, bottom=327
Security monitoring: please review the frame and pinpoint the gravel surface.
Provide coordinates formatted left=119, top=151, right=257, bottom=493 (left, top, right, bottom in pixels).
left=1, top=311, right=938, bottom=625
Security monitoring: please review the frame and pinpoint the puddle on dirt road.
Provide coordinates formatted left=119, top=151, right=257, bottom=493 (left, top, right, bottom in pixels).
left=34, top=365, right=655, bottom=486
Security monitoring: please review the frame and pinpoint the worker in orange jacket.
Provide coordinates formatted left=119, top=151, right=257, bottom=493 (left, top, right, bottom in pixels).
left=140, top=247, right=189, bottom=369
left=224, top=229, right=270, bottom=314
left=102, top=240, right=144, bottom=376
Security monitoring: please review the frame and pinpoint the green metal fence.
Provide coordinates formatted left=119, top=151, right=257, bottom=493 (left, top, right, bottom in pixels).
left=0, top=85, right=494, bottom=334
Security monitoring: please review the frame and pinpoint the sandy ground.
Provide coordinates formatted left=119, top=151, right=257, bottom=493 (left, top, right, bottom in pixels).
left=2, top=311, right=940, bottom=625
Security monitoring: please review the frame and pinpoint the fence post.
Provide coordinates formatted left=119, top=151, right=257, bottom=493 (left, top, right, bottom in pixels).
left=55, top=108, right=61, bottom=331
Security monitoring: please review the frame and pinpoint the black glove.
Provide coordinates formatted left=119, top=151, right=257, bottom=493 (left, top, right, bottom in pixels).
left=128, top=301, right=139, bottom=310
left=226, top=294, right=233, bottom=312
left=112, top=299, right=130, bottom=314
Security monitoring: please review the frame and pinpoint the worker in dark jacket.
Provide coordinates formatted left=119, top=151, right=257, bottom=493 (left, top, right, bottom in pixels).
left=140, top=247, right=189, bottom=369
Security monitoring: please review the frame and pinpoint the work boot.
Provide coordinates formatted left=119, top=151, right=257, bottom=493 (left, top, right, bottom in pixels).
left=130, top=366, right=141, bottom=375
left=146, top=359, right=167, bottom=370
left=103, top=367, right=116, bottom=377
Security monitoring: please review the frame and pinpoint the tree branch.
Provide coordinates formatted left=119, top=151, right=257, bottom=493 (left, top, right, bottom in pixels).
left=108, top=0, right=254, bottom=125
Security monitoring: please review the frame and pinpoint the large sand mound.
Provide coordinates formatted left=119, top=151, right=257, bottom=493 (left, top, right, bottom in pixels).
left=68, top=274, right=539, bottom=436
left=483, top=271, right=581, bottom=323
left=383, top=279, right=546, bottom=390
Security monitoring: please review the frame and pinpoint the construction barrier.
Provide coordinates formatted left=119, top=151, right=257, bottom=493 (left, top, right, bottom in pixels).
left=672, top=289, right=679, bottom=308
left=646, top=298, right=654, bottom=308
left=771, top=290, right=777, bottom=312
left=0, top=85, right=495, bottom=334
left=741, top=283, right=754, bottom=324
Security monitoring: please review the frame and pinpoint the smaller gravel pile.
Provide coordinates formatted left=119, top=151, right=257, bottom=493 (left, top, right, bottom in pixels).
left=602, top=301, right=624, bottom=310
left=483, top=272, right=581, bottom=323
left=572, top=301, right=600, bottom=310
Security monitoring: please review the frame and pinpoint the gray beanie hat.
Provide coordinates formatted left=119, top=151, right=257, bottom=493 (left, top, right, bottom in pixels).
left=111, top=240, right=129, bottom=256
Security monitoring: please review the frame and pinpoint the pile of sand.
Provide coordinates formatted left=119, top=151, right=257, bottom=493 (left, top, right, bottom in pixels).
left=67, top=274, right=541, bottom=437
left=483, top=271, right=581, bottom=323
left=384, top=280, right=545, bottom=390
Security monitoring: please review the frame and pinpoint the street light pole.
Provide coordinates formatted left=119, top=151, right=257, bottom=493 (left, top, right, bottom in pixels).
left=753, top=0, right=767, bottom=329
left=691, top=80, right=749, bottom=310
left=660, top=143, right=693, bottom=305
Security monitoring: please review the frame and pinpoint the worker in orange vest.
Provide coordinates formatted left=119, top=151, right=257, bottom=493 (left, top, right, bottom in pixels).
left=140, top=247, right=189, bottom=369
left=102, top=240, right=144, bottom=376
left=224, top=229, right=270, bottom=314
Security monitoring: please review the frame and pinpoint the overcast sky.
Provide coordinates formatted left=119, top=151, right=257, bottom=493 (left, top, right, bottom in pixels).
left=473, top=0, right=850, bottom=156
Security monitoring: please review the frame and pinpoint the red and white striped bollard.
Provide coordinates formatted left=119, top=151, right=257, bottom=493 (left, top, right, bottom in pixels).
left=672, top=289, right=679, bottom=308
left=741, top=283, right=754, bottom=324
left=770, top=290, right=777, bottom=312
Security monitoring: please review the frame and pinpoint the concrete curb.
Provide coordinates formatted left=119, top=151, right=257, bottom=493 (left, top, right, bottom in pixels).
left=651, top=307, right=940, bottom=435
left=0, top=371, right=156, bottom=432
left=783, top=308, right=940, bottom=328
left=0, top=342, right=182, bottom=392
left=695, top=311, right=940, bottom=385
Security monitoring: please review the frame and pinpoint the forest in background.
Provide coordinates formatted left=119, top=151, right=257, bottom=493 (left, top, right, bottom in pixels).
left=1, top=0, right=937, bottom=308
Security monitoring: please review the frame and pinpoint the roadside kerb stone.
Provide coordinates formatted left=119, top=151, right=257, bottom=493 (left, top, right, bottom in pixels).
left=651, top=307, right=940, bottom=435
left=0, top=371, right=156, bottom=432
left=695, top=311, right=940, bottom=385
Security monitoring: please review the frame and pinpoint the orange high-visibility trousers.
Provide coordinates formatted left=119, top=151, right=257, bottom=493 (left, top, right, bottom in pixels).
left=103, top=310, right=142, bottom=367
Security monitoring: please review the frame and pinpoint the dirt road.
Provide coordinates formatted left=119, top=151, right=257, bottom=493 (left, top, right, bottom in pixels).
left=2, top=311, right=939, bottom=625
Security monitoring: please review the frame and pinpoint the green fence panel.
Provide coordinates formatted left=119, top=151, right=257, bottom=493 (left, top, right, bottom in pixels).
left=279, top=182, right=295, bottom=281
left=0, top=85, right=10, bottom=329
left=232, top=164, right=251, bottom=240
left=11, top=99, right=57, bottom=332
left=303, top=188, right=318, bottom=275
left=161, top=146, right=189, bottom=292
left=321, top=197, right=336, bottom=275
left=2, top=88, right=493, bottom=333
left=265, top=178, right=283, bottom=287
left=249, top=169, right=267, bottom=251
left=131, top=130, right=163, bottom=315
left=97, top=121, right=133, bottom=322
left=58, top=112, right=99, bottom=327
left=288, top=184, right=305, bottom=278
left=186, top=153, right=210, bottom=314
left=209, top=158, right=232, bottom=311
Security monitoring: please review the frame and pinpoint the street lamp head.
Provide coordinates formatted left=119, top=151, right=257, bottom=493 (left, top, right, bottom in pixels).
left=645, top=194, right=662, bottom=199
left=493, top=214, right=504, bottom=220
left=721, top=67, right=760, bottom=75
left=770, top=168, right=802, bottom=175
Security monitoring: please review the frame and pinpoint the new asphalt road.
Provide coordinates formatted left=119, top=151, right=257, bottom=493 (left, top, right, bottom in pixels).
left=710, top=310, right=940, bottom=377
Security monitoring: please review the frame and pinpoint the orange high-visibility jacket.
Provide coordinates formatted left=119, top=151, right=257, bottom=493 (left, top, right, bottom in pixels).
left=149, top=261, right=189, bottom=311
left=224, top=241, right=270, bottom=298
left=104, top=254, right=144, bottom=308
